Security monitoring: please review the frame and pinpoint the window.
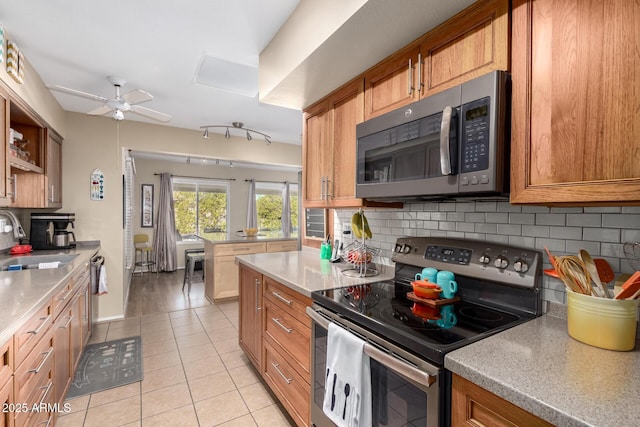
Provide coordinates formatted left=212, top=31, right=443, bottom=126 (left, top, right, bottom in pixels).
left=172, top=177, right=229, bottom=241
left=255, top=182, right=298, bottom=238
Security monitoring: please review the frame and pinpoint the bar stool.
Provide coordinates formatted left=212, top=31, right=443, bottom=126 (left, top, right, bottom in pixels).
left=134, top=234, right=156, bottom=275
left=183, top=249, right=205, bottom=294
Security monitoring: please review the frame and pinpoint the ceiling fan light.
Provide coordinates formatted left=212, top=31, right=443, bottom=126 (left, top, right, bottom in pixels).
left=113, top=109, right=125, bottom=121
left=225, top=128, right=230, bottom=139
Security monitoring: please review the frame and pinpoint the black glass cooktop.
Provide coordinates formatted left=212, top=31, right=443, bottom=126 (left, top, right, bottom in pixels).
left=312, top=280, right=528, bottom=365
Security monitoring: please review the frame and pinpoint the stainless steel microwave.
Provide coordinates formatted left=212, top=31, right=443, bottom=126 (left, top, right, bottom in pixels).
left=355, top=70, right=509, bottom=200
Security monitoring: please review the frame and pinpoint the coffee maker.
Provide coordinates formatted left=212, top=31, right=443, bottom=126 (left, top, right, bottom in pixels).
left=30, top=213, right=76, bottom=250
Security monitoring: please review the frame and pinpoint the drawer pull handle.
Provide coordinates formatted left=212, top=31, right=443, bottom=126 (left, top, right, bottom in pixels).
left=39, top=380, right=53, bottom=406
left=255, top=279, right=262, bottom=312
left=272, top=363, right=292, bottom=384
left=29, top=348, right=53, bottom=374
left=40, top=414, right=53, bottom=427
left=233, top=247, right=250, bottom=252
left=56, top=290, right=71, bottom=302
left=59, top=315, right=74, bottom=329
left=28, top=315, right=51, bottom=335
left=271, top=292, right=293, bottom=306
left=271, top=318, right=292, bottom=333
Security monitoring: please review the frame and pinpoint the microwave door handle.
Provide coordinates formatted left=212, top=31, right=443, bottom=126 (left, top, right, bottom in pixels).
left=440, top=106, right=453, bottom=175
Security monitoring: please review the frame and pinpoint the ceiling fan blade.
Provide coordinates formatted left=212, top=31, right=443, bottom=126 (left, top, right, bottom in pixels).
left=48, top=85, right=108, bottom=103
left=129, top=105, right=171, bottom=122
left=87, top=105, right=113, bottom=116
left=122, top=89, right=153, bottom=105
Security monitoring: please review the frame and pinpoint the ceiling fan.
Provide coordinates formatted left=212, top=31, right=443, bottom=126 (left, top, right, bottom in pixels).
left=48, top=76, right=171, bottom=122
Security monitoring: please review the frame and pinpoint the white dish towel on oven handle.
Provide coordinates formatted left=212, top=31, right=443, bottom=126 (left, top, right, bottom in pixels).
left=323, top=322, right=372, bottom=427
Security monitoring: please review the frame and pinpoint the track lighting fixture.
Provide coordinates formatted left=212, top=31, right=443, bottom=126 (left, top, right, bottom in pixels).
left=230, top=161, right=234, bottom=168
left=200, top=122, right=271, bottom=144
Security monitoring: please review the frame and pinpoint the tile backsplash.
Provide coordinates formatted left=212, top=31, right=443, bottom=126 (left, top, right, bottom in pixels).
left=334, top=200, right=640, bottom=307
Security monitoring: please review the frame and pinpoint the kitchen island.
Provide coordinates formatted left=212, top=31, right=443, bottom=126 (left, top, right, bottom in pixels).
left=236, top=249, right=640, bottom=427
left=203, top=236, right=298, bottom=302
left=445, top=309, right=640, bottom=427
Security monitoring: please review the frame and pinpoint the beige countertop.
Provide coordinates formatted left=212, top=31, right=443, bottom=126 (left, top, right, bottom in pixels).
left=445, top=313, right=640, bottom=427
left=235, top=248, right=394, bottom=297
left=203, top=235, right=297, bottom=245
left=0, top=244, right=101, bottom=346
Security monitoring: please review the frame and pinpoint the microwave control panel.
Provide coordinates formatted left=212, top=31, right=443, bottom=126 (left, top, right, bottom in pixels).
left=460, top=96, right=490, bottom=173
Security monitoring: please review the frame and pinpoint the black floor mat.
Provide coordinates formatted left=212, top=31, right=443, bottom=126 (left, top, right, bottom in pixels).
left=67, top=336, right=143, bottom=399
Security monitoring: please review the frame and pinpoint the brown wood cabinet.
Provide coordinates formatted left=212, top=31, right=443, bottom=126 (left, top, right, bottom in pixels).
left=363, top=0, right=509, bottom=120
left=238, top=265, right=312, bottom=427
left=452, top=374, right=553, bottom=427
left=45, top=129, right=63, bottom=207
left=205, top=240, right=297, bottom=303
left=303, top=79, right=365, bottom=208
left=239, top=264, right=264, bottom=371
left=510, top=0, right=640, bottom=204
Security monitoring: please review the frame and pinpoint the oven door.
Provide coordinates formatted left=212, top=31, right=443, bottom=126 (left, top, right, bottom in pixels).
left=307, top=306, right=443, bottom=427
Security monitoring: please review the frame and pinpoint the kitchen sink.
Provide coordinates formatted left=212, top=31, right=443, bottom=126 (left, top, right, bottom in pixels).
left=0, top=254, right=79, bottom=271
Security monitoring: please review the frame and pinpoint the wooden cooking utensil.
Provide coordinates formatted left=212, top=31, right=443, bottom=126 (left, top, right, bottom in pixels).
left=580, top=250, right=611, bottom=298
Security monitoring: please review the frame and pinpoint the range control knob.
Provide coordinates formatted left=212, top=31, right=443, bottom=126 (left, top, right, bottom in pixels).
left=402, top=244, right=412, bottom=254
left=513, top=259, right=530, bottom=273
left=479, top=254, right=491, bottom=265
left=494, top=255, right=509, bottom=269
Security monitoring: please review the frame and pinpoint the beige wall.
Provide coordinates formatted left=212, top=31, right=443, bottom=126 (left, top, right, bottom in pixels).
left=0, top=29, right=66, bottom=135
left=63, top=112, right=302, bottom=320
left=132, top=156, right=300, bottom=268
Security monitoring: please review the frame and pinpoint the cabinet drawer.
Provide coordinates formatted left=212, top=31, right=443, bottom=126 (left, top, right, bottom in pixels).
left=0, top=375, right=13, bottom=427
left=14, top=302, right=53, bottom=366
left=263, top=341, right=310, bottom=427
left=266, top=240, right=298, bottom=253
left=263, top=278, right=312, bottom=329
left=214, top=242, right=266, bottom=257
left=263, top=300, right=310, bottom=382
left=14, top=325, right=54, bottom=405
left=15, top=373, right=53, bottom=427
left=52, top=282, right=74, bottom=320
left=0, top=341, right=12, bottom=388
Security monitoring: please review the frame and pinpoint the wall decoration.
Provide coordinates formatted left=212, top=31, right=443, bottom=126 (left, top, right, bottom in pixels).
left=6, top=40, right=24, bottom=84
left=0, top=26, right=4, bottom=64
left=90, top=169, right=104, bottom=200
left=141, top=184, right=154, bottom=227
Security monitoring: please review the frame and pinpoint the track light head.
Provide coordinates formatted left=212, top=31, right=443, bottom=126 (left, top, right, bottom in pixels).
left=225, top=128, right=230, bottom=139
left=203, top=128, right=209, bottom=139
left=246, top=131, right=252, bottom=141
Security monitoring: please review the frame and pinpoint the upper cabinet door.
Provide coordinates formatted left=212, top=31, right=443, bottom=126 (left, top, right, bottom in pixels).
left=363, top=0, right=509, bottom=122
left=0, top=87, right=9, bottom=206
left=363, top=46, right=421, bottom=121
left=511, top=0, right=640, bottom=204
left=302, top=100, right=331, bottom=206
left=419, top=0, right=509, bottom=98
left=46, top=130, right=63, bottom=207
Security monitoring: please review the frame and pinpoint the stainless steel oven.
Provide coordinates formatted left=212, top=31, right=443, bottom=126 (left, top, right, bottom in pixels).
left=309, top=237, right=542, bottom=427
left=307, top=305, right=444, bottom=427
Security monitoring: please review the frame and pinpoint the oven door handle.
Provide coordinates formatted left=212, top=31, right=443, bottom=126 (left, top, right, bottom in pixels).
left=306, top=307, right=437, bottom=389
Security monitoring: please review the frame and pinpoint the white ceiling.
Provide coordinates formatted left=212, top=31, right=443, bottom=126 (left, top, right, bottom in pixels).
left=0, top=0, right=477, bottom=146
left=0, top=0, right=303, bottom=143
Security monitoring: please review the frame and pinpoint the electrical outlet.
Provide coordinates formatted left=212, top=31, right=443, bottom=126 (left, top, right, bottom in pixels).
left=342, top=223, right=351, bottom=235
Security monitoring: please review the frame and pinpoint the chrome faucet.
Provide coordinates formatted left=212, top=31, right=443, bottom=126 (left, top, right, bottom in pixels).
left=0, top=210, right=27, bottom=239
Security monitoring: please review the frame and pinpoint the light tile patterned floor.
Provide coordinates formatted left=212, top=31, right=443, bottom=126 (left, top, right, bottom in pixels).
left=57, top=301, right=295, bottom=427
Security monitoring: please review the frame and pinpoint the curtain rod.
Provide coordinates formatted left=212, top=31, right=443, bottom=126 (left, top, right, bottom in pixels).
left=245, top=179, right=290, bottom=184
left=154, top=173, right=236, bottom=181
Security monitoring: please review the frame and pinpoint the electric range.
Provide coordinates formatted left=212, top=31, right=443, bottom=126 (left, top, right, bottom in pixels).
left=308, top=236, right=543, bottom=426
